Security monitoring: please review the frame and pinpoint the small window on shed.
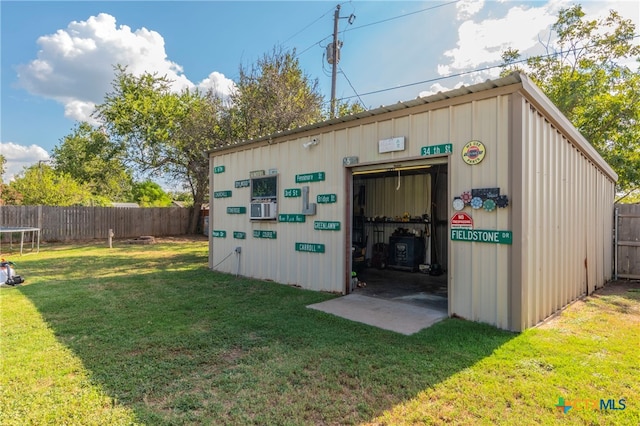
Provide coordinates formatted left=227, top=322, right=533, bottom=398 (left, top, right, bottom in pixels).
left=250, top=175, right=278, bottom=219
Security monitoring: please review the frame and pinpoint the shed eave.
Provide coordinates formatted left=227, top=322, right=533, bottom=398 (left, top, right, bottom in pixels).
left=209, top=73, right=525, bottom=155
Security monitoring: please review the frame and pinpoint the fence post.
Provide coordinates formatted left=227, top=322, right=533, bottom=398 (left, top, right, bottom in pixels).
left=614, top=207, right=618, bottom=280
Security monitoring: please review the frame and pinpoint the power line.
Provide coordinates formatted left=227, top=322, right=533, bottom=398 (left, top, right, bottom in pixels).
left=282, top=5, right=336, bottom=45
left=342, top=0, right=461, bottom=34
left=338, top=65, right=366, bottom=108
left=334, top=34, right=640, bottom=104
left=294, top=0, right=460, bottom=59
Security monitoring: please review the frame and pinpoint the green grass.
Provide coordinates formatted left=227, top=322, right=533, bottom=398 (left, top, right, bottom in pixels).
left=1, top=240, right=639, bottom=425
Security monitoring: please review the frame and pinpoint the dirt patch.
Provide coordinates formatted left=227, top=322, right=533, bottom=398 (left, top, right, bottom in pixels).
left=537, top=279, right=640, bottom=329
left=594, top=279, right=640, bottom=296
left=153, top=235, right=208, bottom=243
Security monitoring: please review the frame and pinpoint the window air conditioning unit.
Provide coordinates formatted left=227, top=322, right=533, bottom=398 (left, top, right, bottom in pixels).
left=250, top=202, right=277, bottom=219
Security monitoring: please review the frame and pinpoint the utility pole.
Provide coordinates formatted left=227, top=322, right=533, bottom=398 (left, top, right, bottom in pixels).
left=327, top=4, right=355, bottom=119
left=330, top=4, right=340, bottom=119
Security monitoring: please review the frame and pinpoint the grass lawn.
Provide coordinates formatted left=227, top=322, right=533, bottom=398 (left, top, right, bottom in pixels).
left=1, top=239, right=638, bottom=425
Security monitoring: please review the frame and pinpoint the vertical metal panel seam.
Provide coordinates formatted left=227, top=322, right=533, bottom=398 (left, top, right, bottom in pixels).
left=509, top=92, right=524, bottom=331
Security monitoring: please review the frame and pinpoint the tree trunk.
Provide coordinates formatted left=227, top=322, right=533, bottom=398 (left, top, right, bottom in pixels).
left=188, top=202, right=202, bottom=234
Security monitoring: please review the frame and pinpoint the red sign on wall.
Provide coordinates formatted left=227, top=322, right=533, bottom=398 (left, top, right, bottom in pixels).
left=451, top=212, right=473, bottom=229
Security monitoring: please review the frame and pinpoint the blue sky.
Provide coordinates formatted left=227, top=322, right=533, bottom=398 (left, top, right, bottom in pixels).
left=1, top=0, right=638, bottom=184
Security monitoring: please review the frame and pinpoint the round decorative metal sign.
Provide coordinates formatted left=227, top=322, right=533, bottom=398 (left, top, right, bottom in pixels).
left=461, top=140, right=486, bottom=165
left=470, top=196, right=483, bottom=209
left=453, top=198, right=465, bottom=211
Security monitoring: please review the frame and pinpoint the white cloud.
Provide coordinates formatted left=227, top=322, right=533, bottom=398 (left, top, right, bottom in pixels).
left=439, top=0, right=640, bottom=77
left=440, top=4, right=557, bottom=74
left=16, top=13, right=235, bottom=123
left=0, top=142, right=50, bottom=182
left=418, top=81, right=465, bottom=98
left=197, top=71, right=237, bottom=100
left=456, top=0, right=485, bottom=20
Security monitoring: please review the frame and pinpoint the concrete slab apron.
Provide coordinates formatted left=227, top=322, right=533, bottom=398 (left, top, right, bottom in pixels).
left=307, top=294, right=447, bottom=335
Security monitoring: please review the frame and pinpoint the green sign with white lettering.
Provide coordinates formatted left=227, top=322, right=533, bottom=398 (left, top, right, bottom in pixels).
left=253, top=230, right=277, bottom=239
left=227, top=207, right=246, bottom=214
left=279, top=214, right=306, bottom=223
left=295, top=242, right=325, bottom=253
left=295, top=171, right=325, bottom=183
left=213, top=190, right=232, bottom=198
left=284, top=188, right=302, bottom=197
left=314, top=221, right=341, bottom=231
left=212, top=230, right=227, bottom=238
left=421, top=143, right=453, bottom=156
left=317, top=193, right=337, bottom=204
left=235, top=179, right=250, bottom=188
left=450, top=229, right=512, bottom=245
left=213, top=165, right=225, bottom=174
left=233, top=231, right=246, bottom=239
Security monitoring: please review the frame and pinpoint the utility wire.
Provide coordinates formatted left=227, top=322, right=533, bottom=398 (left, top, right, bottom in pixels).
left=338, top=65, right=366, bottom=108
left=282, top=4, right=337, bottom=45
left=335, top=34, right=640, bottom=103
left=342, top=0, right=461, bottom=34
left=295, top=0, right=460, bottom=59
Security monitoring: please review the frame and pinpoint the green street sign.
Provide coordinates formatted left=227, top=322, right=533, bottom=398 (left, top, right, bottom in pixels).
left=227, top=207, right=246, bottom=214
left=212, top=230, right=227, bottom=238
left=295, top=242, right=325, bottom=253
left=421, top=143, right=453, bottom=156
left=233, top=231, right=246, bottom=239
left=284, top=188, right=302, bottom=197
left=253, top=230, right=277, bottom=239
left=279, top=214, right=306, bottom=223
left=213, top=165, right=225, bottom=174
left=314, top=221, right=341, bottom=231
left=235, top=179, right=250, bottom=188
left=317, top=193, right=337, bottom=204
left=450, top=229, right=512, bottom=245
left=295, top=171, right=325, bottom=183
left=213, top=190, right=232, bottom=198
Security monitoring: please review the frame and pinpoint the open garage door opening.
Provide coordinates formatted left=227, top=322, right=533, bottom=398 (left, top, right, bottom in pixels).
left=348, top=159, right=449, bottom=314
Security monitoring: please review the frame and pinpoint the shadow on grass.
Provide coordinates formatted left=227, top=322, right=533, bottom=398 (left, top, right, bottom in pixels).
left=17, top=245, right=516, bottom=425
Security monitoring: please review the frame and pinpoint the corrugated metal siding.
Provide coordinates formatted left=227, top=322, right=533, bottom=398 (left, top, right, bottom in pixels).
left=210, top=109, right=450, bottom=293
left=210, top=137, right=350, bottom=293
left=448, top=96, right=512, bottom=330
left=517, top=99, right=615, bottom=330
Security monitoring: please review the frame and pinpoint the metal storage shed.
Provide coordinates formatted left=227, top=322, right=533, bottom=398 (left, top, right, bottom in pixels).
left=208, top=72, right=616, bottom=332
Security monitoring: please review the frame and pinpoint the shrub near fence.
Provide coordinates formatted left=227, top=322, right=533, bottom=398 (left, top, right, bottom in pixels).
left=0, top=206, right=192, bottom=242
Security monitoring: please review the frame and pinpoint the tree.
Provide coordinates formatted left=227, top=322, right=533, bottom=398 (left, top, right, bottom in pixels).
left=0, top=154, right=6, bottom=182
left=52, top=122, right=133, bottom=201
left=94, top=65, right=188, bottom=173
left=231, top=47, right=324, bottom=141
left=131, top=180, right=172, bottom=207
left=95, top=67, right=227, bottom=232
left=169, top=89, right=225, bottom=223
left=7, top=164, right=93, bottom=206
left=96, top=49, right=325, bottom=233
left=330, top=99, right=366, bottom=120
left=501, top=5, right=640, bottom=193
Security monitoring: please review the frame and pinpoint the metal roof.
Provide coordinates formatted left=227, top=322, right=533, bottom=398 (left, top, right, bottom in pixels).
left=211, top=73, right=524, bottom=151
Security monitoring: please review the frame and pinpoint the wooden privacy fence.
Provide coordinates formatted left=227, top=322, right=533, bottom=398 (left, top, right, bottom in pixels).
left=615, top=203, right=640, bottom=280
left=0, top=206, right=192, bottom=242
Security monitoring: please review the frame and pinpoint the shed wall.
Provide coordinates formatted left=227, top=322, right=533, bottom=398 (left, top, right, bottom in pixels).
left=447, top=96, right=513, bottom=330
left=515, top=97, right=615, bottom=331
left=209, top=78, right=617, bottom=332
